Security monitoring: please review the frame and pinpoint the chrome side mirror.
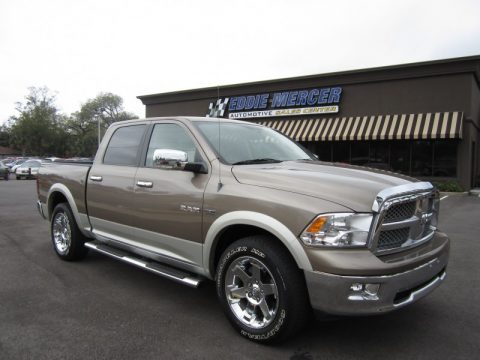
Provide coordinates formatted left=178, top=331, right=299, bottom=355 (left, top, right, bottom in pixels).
left=153, top=149, right=188, bottom=170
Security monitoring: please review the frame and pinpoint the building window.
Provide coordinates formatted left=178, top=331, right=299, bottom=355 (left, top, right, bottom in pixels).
left=300, top=139, right=457, bottom=178
left=332, top=142, right=349, bottom=163
left=411, top=140, right=433, bottom=177
left=390, top=141, right=410, bottom=174
left=314, top=142, right=332, bottom=162
left=433, top=141, right=457, bottom=177
left=367, top=142, right=390, bottom=170
left=350, top=142, right=369, bottom=166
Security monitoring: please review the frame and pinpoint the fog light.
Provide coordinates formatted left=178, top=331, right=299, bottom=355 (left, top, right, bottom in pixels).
left=365, top=284, right=380, bottom=296
left=349, top=283, right=380, bottom=301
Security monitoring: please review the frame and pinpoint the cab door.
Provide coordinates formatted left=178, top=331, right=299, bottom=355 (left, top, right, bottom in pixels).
left=87, top=123, right=147, bottom=241
left=130, top=121, right=210, bottom=266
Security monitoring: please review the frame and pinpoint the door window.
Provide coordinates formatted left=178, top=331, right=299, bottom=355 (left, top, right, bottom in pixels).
left=103, top=125, right=146, bottom=166
left=145, top=123, right=200, bottom=168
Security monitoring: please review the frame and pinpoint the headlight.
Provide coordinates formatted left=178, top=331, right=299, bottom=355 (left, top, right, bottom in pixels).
left=300, top=213, right=373, bottom=247
left=430, top=191, right=440, bottom=229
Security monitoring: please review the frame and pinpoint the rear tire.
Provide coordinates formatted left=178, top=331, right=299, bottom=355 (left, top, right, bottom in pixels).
left=51, top=203, right=88, bottom=261
left=216, top=235, right=311, bottom=343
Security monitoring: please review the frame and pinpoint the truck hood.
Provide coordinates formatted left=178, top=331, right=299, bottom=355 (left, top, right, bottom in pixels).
left=231, top=161, right=416, bottom=212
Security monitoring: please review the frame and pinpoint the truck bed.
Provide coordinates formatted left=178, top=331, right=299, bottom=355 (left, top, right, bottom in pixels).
left=37, top=162, right=92, bottom=216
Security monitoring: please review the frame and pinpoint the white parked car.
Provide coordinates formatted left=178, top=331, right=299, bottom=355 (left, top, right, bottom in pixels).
left=15, top=160, right=42, bottom=180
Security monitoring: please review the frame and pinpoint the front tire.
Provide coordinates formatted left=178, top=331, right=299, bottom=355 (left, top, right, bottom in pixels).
left=216, top=236, right=310, bottom=343
left=51, top=203, right=88, bottom=261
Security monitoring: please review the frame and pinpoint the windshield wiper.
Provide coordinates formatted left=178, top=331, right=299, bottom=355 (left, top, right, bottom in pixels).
left=232, top=158, right=283, bottom=165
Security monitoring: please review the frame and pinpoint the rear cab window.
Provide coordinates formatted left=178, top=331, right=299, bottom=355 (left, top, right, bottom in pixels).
left=103, top=125, right=146, bottom=166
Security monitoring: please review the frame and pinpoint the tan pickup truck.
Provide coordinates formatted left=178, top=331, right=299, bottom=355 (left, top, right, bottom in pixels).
left=37, top=117, right=449, bottom=343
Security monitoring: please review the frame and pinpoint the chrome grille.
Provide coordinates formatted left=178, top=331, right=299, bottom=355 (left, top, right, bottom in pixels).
left=371, top=184, right=438, bottom=255
left=377, top=228, right=410, bottom=250
left=384, top=202, right=416, bottom=223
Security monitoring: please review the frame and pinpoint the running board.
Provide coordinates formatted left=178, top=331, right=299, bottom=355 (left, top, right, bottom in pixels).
left=84, top=241, right=202, bottom=288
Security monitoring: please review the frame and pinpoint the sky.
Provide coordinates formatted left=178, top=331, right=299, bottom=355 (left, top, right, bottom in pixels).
left=1, top=0, right=479, bottom=125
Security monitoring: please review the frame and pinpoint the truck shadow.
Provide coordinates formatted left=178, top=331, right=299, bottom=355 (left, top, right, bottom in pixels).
left=81, top=251, right=444, bottom=358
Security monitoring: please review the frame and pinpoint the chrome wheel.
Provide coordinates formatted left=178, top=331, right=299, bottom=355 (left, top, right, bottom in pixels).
left=52, top=212, right=72, bottom=255
left=225, top=256, right=279, bottom=329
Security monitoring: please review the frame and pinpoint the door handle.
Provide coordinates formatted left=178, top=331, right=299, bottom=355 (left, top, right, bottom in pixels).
left=90, top=175, right=103, bottom=182
left=136, top=181, right=153, bottom=188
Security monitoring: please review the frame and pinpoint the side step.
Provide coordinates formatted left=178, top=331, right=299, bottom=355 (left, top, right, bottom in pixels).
left=84, top=241, right=203, bottom=288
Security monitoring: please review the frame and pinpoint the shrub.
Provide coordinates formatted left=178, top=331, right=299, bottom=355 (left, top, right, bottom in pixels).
left=432, top=180, right=464, bottom=192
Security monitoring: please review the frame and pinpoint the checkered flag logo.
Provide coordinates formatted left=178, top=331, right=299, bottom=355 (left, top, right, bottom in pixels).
left=207, top=97, right=229, bottom=117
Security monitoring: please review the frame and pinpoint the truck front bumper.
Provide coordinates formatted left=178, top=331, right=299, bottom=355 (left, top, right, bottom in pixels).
left=304, top=246, right=448, bottom=315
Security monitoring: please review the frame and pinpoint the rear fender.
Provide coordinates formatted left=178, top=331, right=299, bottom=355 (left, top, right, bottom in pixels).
left=47, top=183, right=91, bottom=237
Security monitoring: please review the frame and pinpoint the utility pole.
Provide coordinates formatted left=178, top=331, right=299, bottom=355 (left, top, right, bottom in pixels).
left=97, top=108, right=105, bottom=148
left=97, top=114, right=101, bottom=148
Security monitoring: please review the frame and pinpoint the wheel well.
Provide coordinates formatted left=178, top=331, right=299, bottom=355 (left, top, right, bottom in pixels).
left=211, top=224, right=298, bottom=276
left=48, top=192, right=68, bottom=220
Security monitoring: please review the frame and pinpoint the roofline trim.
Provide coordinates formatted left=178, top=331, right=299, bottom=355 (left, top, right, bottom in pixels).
left=138, top=55, right=480, bottom=105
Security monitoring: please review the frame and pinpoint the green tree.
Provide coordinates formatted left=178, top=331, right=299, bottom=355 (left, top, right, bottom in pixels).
left=81, top=92, right=138, bottom=126
left=0, top=124, right=11, bottom=147
left=64, top=112, right=98, bottom=157
left=9, top=87, right=69, bottom=156
left=65, top=92, right=138, bottom=156
left=5, top=89, right=138, bottom=157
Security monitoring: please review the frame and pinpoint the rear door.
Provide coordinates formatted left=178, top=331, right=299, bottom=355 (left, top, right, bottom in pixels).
left=130, top=121, right=210, bottom=266
left=87, top=123, right=147, bottom=241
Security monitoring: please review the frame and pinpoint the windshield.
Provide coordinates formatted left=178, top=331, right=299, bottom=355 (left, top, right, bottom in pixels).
left=195, top=121, right=314, bottom=165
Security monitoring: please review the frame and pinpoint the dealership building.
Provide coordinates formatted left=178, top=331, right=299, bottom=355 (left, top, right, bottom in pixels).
left=138, top=56, right=480, bottom=190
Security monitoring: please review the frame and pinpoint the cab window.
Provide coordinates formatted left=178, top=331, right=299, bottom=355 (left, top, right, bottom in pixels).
left=103, top=125, right=146, bottom=166
left=145, top=123, right=201, bottom=168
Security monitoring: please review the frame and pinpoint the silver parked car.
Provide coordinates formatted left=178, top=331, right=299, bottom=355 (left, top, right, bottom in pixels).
left=9, top=159, right=27, bottom=173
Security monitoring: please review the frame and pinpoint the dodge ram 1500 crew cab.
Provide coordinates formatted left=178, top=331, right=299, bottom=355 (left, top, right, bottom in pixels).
left=37, top=116, right=449, bottom=343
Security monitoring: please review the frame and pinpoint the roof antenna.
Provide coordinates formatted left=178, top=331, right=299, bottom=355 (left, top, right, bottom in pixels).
left=217, top=86, right=223, bottom=191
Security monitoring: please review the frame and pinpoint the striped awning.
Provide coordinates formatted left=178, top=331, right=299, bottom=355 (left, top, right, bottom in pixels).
left=255, top=112, right=463, bottom=142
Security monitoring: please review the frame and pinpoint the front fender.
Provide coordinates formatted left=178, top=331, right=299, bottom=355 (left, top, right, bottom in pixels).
left=203, top=211, right=312, bottom=279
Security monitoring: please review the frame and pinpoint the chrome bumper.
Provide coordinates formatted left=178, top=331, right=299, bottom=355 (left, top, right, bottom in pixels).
left=36, top=200, right=47, bottom=220
left=304, top=247, right=449, bottom=315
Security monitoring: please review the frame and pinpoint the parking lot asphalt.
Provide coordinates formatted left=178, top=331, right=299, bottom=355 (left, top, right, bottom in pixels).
left=0, top=179, right=479, bottom=360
